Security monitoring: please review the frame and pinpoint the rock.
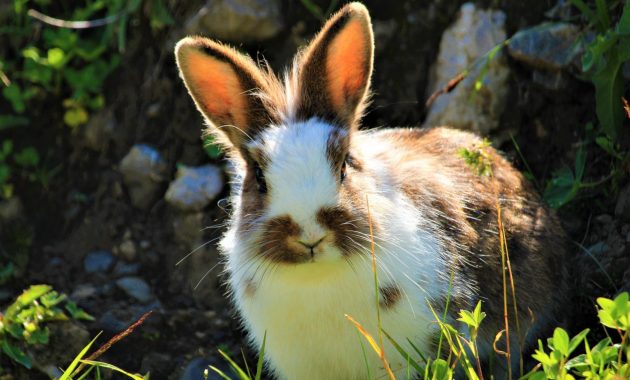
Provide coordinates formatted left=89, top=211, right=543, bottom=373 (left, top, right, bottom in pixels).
left=165, top=165, right=224, bottom=212
left=615, top=184, right=630, bottom=222
left=424, top=3, right=509, bottom=135
left=588, top=241, right=609, bottom=256
left=141, top=352, right=174, bottom=379
left=83, top=250, right=115, bottom=273
left=119, top=144, right=168, bottom=210
left=81, top=109, right=115, bottom=151
left=507, top=22, right=582, bottom=71
left=29, top=321, right=90, bottom=378
left=70, top=283, right=98, bottom=301
left=118, top=240, right=138, bottom=262
left=98, top=309, right=130, bottom=333
left=185, top=0, right=283, bottom=43
left=116, top=276, right=154, bottom=304
left=113, top=261, right=141, bottom=277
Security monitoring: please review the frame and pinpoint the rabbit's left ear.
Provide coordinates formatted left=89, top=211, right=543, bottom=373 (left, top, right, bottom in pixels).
left=296, top=2, right=373, bottom=129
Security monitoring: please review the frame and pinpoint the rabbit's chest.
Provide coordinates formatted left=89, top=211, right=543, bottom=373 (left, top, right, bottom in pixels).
left=238, top=259, right=438, bottom=379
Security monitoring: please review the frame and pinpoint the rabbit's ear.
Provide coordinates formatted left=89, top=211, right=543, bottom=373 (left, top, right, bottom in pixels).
left=175, top=37, right=271, bottom=150
left=296, top=2, right=373, bottom=129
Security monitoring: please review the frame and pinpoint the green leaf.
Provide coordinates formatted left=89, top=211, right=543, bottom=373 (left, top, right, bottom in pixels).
left=13, top=147, right=40, bottom=168
left=47, top=48, right=66, bottom=69
left=544, top=166, right=579, bottom=208
left=0, top=140, right=13, bottom=159
left=65, top=301, right=95, bottom=321
left=568, top=328, right=590, bottom=355
left=595, top=135, right=617, bottom=156
left=590, top=36, right=630, bottom=140
left=552, top=328, right=570, bottom=356
left=430, top=358, right=452, bottom=380
left=1, top=339, right=31, bottom=368
left=14, top=285, right=51, bottom=309
left=25, top=328, right=49, bottom=345
left=0, top=115, right=29, bottom=130
left=617, top=0, right=630, bottom=35
left=2, top=84, right=25, bottom=114
left=39, top=290, right=65, bottom=308
left=64, top=107, right=89, bottom=128
left=574, top=144, right=586, bottom=181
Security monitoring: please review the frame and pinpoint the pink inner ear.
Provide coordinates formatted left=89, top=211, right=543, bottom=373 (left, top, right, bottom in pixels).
left=185, top=50, right=247, bottom=127
left=326, top=20, right=368, bottom=112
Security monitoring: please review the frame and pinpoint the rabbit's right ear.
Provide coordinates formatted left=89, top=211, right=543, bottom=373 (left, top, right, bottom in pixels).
left=175, top=37, right=271, bottom=151
left=295, top=2, right=374, bottom=130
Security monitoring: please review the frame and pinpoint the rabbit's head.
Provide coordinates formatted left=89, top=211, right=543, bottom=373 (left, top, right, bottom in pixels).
left=175, top=3, right=379, bottom=265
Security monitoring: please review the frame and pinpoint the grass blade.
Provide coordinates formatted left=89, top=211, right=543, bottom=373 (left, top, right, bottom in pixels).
left=382, top=329, right=424, bottom=373
left=255, top=331, right=267, bottom=380
left=80, top=360, right=144, bottom=380
left=59, top=332, right=101, bottom=380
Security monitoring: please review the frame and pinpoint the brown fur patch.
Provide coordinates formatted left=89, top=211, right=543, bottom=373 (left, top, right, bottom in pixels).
left=294, top=3, right=373, bottom=129
left=243, top=278, right=257, bottom=298
left=257, top=215, right=308, bottom=263
left=326, top=127, right=350, bottom=171
left=365, top=127, right=569, bottom=348
left=379, top=284, right=402, bottom=309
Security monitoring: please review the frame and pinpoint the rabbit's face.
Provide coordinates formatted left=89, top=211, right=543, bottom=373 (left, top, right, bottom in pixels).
left=175, top=3, right=375, bottom=265
left=234, top=118, right=371, bottom=264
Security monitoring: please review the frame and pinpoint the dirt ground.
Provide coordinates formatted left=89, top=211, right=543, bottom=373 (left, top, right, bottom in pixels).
left=1, top=1, right=629, bottom=379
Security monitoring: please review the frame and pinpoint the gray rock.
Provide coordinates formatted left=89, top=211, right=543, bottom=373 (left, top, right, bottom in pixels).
left=83, top=250, right=115, bottom=273
left=424, top=3, right=509, bottom=134
left=165, top=165, right=224, bottom=212
left=113, top=261, right=141, bottom=277
left=116, top=276, right=154, bottom=304
left=508, top=22, right=582, bottom=71
left=118, top=239, right=138, bottom=262
left=588, top=241, right=609, bottom=256
left=141, top=352, right=174, bottom=379
left=185, top=0, right=283, bottom=43
left=615, top=184, right=630, bottom=222
left=98, top=309, right=129, bottom=333
left=29, top=321, right=90, bottom=378
left=119, top=144, right=168, bottom=210
left=70, top=283, right=98, bottom=301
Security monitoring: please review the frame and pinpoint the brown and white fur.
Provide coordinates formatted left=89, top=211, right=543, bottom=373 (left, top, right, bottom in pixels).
left=175, top=3, right=568, bottom=379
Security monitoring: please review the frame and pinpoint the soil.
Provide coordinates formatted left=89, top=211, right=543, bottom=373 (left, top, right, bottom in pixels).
left=0, top=1, right=628, bottom=379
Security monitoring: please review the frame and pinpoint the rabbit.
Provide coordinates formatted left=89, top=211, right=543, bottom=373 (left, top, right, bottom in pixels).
left=175, top=2, right=569, bottom=379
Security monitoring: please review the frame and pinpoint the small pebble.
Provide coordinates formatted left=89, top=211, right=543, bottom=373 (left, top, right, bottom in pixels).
left=83, top=250, right=115, bottom=273
left=116, top=276, right=154, bottom=304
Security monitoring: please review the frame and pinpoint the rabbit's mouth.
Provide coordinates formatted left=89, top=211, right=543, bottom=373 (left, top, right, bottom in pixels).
left=256, top=229, right=342, bottom=264
left=255, top=207, right=365, bottom=264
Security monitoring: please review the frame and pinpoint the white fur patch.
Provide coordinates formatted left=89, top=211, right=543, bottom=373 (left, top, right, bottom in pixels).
left=222, top=124, right=453, bottom=379
left=249, top=119, right=338, bottom=242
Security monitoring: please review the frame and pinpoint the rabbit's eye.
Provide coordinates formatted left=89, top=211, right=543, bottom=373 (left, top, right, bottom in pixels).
left=254, top=164, right=267, bottom=193
left=340, top=156, right=348, bottom=183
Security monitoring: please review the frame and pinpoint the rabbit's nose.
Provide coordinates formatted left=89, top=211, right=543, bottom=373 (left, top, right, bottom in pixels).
left=297, top=235, right=326, bottom=250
